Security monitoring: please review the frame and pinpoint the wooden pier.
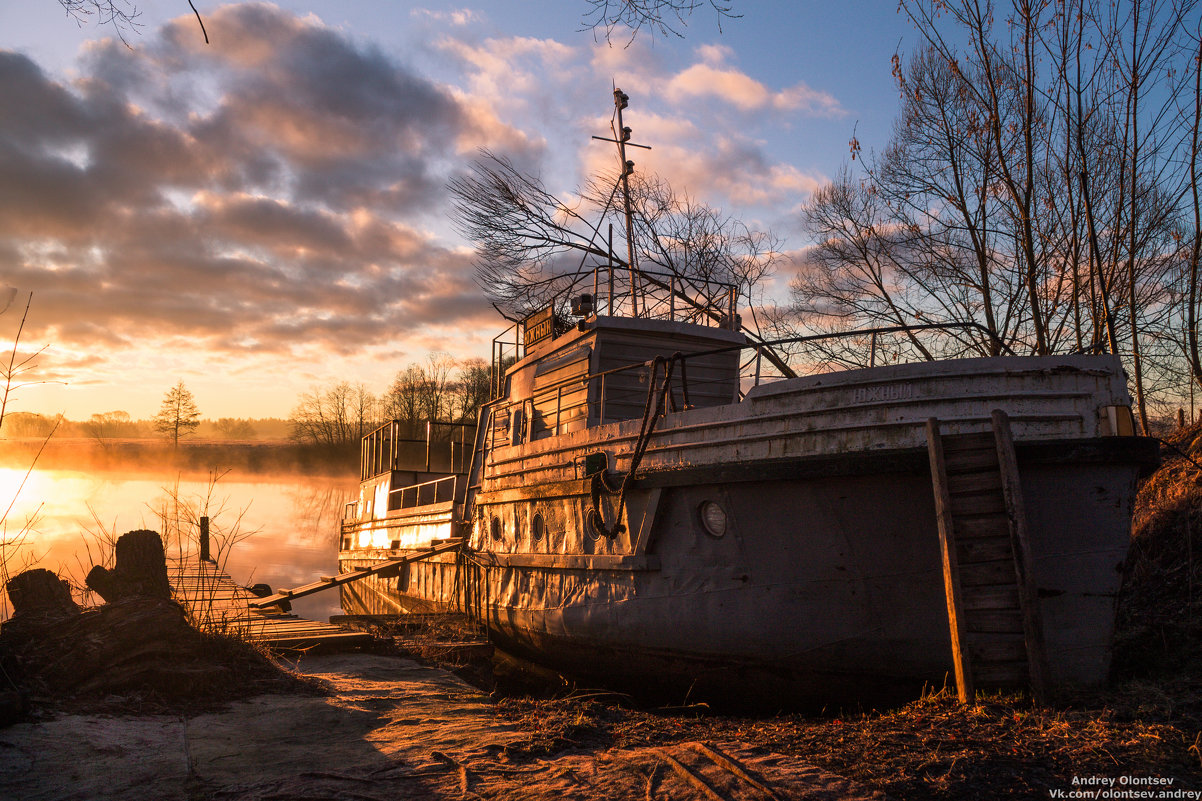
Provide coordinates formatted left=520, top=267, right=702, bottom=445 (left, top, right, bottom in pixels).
left=171, top=559, right=372, bottom=652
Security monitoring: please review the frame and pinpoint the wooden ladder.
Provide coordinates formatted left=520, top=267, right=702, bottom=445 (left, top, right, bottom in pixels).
left=926, top=410, right=1049, bottom=704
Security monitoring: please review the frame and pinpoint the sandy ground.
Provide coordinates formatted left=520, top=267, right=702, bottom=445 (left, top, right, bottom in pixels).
left=0, top=653, right=888, bottom=800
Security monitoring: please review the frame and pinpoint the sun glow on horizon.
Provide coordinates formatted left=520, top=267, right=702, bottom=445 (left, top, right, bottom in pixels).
left=0, top=466, right=45, bottom=523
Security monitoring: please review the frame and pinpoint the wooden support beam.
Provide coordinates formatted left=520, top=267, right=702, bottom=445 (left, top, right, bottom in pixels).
left=248, top=539, right=464, bottom=609
left=927, top=417, right=975, bottom=704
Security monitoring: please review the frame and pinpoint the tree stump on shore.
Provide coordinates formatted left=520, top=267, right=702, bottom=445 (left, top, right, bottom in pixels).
left=5, top=569, right=79, bottom=620
left=85, top=529, right=172, bottom=602
left=0, top=530, right=307, bottom=718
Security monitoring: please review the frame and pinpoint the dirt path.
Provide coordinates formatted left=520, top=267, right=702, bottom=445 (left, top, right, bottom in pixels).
left=0, top=653, right=886, bottom=800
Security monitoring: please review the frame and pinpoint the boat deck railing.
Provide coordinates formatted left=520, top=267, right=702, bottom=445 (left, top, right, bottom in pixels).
left=360, top=419, right=474, bottom=481
left=490, top=269, right=740, bottom=399
left=390, top=474, right=458, bottom=511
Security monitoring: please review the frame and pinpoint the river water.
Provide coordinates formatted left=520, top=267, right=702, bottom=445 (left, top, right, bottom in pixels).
left=0, top=467, right=358, bottom=622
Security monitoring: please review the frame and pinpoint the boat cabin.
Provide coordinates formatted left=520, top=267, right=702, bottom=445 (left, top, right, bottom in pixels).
left=490, top=304, right=746, bottom=448
left=342, top=420, right=471, bottom=549
left=345, top=274, right=748, bottom=539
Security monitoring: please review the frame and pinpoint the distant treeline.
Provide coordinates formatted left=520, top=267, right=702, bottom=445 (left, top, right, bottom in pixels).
left=288, top=354, right=490, bottom=447
left=0, top=354, right=492, bottom=449
left=0, top=412, right=292, bottom=441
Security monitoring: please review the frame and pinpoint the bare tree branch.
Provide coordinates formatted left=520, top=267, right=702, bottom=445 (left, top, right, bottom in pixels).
left=581, top=0, right=739, bottom=43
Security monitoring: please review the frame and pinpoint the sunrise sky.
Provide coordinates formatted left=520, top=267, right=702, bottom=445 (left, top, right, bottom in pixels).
left=0, top=1, right=912, bottom=421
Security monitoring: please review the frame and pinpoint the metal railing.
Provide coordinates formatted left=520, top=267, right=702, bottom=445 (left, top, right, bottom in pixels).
left=489, top=269, right=741, bottom=402
left=390, top=474, right=458, bottom=510
left=360, top=419, right=474, bottom=480
left=586, top=266, right=738, bottom=327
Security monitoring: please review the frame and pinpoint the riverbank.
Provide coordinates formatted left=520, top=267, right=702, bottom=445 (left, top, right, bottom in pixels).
left=2, top=619, right=1196, bottom=801
left=0, top=651, right=888, bottom=801
left=376, top=616, right=1202, bottom=801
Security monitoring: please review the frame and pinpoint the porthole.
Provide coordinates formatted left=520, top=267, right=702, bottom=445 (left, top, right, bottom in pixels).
left=699, top=500, right=727, bottom=538
left=532, top=512, right=545, bottom=542
left=490, top=516, right=503, bottom=541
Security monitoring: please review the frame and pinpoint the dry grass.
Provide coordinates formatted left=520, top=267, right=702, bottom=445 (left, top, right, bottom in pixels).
left=488, top=684, right=1199, bottom=799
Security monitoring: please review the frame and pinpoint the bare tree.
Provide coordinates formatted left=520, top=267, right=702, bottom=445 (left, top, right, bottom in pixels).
left=451, top=151, right=612, bottom=318
left=450, top=149, right=790, bottom=376
left=581, top=0, right=738, bottom=41
left=54, top=0, right=208, bottom=44
left=153, top=381, right=201, bottom=447
left=289, top=382, right=377, bottom=447
left=83, top=410, right=144, bottom=443
left=791, top=0, right=1200, bottom=425
left=214, top=417, right=256, bottom=439
left=0, top=413, right=57, bottom=438
left=1186, top=29, right=1202, bottom=387
left=453, top=150, right=778, bottom=317
left=451, top=358, right=492, bottom=423
left=379, top=354, right=460, bottom=436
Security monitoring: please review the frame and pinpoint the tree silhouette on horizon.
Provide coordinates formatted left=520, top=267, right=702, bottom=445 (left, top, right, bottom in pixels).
left=153, top=380, right=200, bottom=448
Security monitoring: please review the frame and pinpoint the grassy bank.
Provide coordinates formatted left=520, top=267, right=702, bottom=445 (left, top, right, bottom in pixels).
left=0, top=437, right=359, bottom=477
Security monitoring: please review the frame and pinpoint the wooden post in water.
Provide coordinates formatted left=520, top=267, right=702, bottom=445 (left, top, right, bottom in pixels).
left=199, top=516, right=212, bottom=563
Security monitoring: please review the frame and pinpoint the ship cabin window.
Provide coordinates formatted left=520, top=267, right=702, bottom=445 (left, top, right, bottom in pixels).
left=531, top=512, right=545, bottom=542
left=490, top=515, right=503, bottom=541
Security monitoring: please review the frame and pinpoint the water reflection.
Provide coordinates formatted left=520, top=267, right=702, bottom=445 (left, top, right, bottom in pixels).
left=0, top=469, right=357, bottom=621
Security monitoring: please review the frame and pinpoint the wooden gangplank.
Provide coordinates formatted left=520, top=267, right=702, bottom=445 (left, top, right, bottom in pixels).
left=926, top=411, right=1049, bottom=704
left=247, top=539, right=464, bottom=610
left=171, top=559, right=372, bottom=651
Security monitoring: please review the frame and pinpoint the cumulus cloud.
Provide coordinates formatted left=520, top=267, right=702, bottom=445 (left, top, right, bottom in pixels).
left=0, top=4, right=839, bottom=417
left=665, top=45, right=846, bottom=117
left=0, top=3, right=519, bottom=411
left=412, top=8, right=482, bottom=26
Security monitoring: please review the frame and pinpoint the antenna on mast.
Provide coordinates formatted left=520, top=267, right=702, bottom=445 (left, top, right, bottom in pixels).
left=591, top=87, right=650, bottom=318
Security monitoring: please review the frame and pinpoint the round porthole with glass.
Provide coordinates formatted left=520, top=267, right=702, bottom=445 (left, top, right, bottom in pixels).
left=531, top=512, right=545, bottom=542
left=699, top=500, right=727, bottom=537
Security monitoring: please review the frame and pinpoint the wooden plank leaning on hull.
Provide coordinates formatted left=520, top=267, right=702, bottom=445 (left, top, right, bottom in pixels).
left=249, top=539, right=464, bottom=609
left=927, top=418, right=974, bottom=704
left=925, top=412, right=1050, bottom=704
left=991, top=409, right=1050, bottom=702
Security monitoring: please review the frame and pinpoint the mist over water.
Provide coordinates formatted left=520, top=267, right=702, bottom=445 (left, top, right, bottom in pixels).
left=0, top=466, right=358, bottom=621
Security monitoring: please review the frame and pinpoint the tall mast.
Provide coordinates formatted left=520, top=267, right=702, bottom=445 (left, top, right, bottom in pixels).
left=593, top=88, right=651, bottom=318
left=613, top=89, right=638, bottom=317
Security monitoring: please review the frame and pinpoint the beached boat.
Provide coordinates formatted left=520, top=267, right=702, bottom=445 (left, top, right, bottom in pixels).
left=333, top=88, right=1154, bottom=707
left=336, top=292, right=1155, bottom=706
